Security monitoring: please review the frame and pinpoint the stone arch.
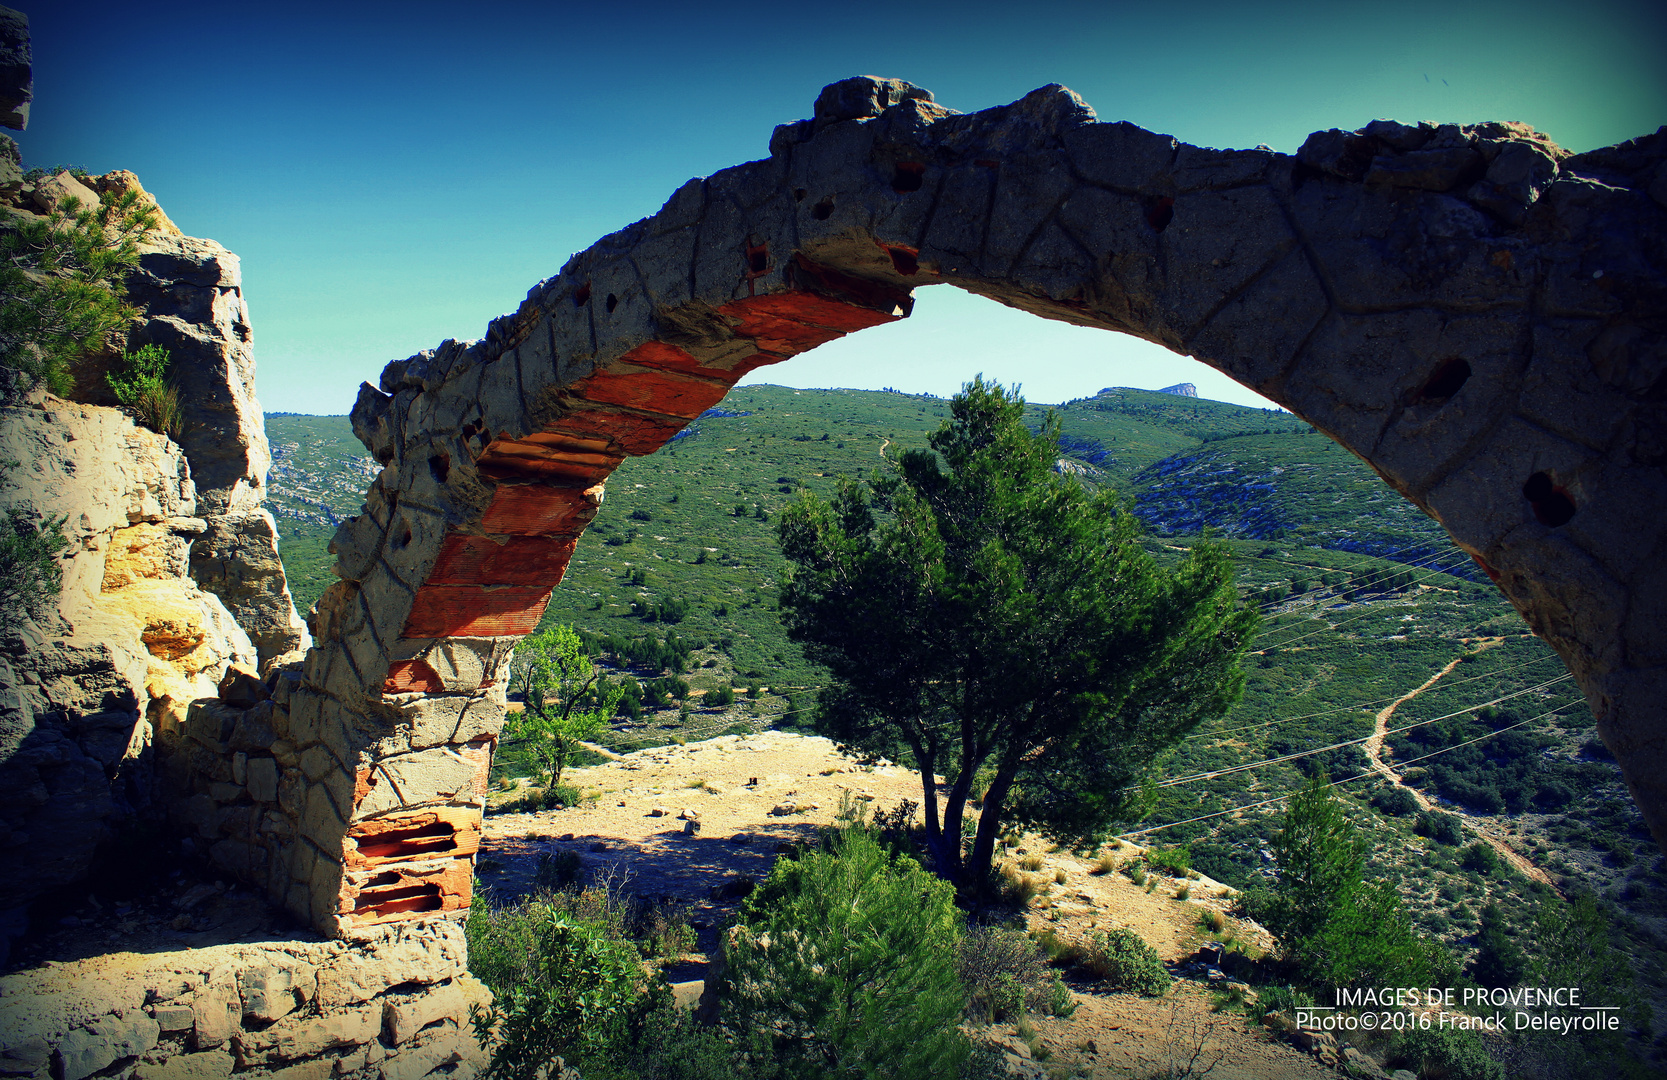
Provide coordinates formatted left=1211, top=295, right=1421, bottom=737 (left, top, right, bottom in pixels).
left=282, top=78, right=1664, bottom=935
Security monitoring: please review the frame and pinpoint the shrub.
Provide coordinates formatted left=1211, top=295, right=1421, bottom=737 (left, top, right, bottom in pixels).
left=0, top=501, right=67, bottom=618
left=1090, top=851, right=1117, bottom=875
left=1387, top=1028, right=1503, bottom=1080
left=1146, top=845, right=1191, bottom=876
left=702, top=683, right=734, bottom=707
left=1123, top=861, right=1148, bottom=886
left=1460, top=841, right=1500, bottom=875
left=535, top=850, right=583, bottom=889
left=466, top=898, right=661, bottom=1078
left=1415, top=809, right=1465, bottom=845
left=1371, top=784, right=1420, bottom=817
left=0, top=187, right=156, bottom=394
left=720, top=824, right=972, bottom=1078
left=106, top=343, right=182, bottom=437
left=957, top=926, right=1063, bottom=1022
left=1200, top=909, right=1227, bottom=934
left=1076, top=928, right=1170, bottom=996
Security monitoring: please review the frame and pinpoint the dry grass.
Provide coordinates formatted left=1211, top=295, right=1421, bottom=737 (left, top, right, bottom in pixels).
left=1090, top=851, right=1118, bottom=876
left=1054, top=868, right=1068, bottom=885
left=1020, top=854, right=1045, bottom=872
left=1175, top=884, right=1192, bottom=901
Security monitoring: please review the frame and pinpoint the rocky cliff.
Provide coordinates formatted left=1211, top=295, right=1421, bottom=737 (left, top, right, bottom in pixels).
left=0, top=161, right=308, bottom=944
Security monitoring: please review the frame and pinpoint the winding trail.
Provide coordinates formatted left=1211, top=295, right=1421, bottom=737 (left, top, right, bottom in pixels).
left=1362, top=646, right=1560, bottom=892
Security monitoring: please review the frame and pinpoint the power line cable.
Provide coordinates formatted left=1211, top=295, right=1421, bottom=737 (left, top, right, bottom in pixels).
left=1185, top=653, right=1561, bottom=741
left=1122, top=705, right=1571, bottom=838
left=1251, top=552, right=1480, bottom=652
left=1151, top=674, right=1574, bottom=789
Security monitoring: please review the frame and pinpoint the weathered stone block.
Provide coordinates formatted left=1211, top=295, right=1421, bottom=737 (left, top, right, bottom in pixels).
left=232, top=1001, right=379, bottom=1065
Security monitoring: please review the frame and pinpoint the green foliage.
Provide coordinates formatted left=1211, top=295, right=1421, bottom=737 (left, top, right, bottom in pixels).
left=1518, top=892, right=1652, bottom=1073
left=1467, top=902, right=1526, bottom=990
left=957, top=926, right=1070, bottom=1022
left=1370, top=784, right=1420, bottom=817
left=504, top=626, right=624, bottom=794
left=720, top=823, right=972, bottom=1079
left=1145, top=845, right=1191, bottom=876
left=1414, top=810, right=1464, bottom=846
left=1253, top=776, right=1451, bottom=991
left=107, top=342, right=182, bottom=437
left=0, top=496, right=68, bottom=618
left=1459, top=841, right=1499, bottom=875
left=701, top=682, right=734, bottom=708
left=0, top=187, right=156, bottom=394
left=1386, top=1028, right=1502, bottom=1080
left=466, top=899, right=659, bottom=1079
left=1075, top=927, right=1171, bottom=996
left=777, top=378, right=1257, bottom=887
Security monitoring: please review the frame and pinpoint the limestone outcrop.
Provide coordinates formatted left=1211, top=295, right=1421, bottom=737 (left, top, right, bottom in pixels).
left=0, top=164, right=306, bottom=924
left=0, top=395, right=255, bottom=916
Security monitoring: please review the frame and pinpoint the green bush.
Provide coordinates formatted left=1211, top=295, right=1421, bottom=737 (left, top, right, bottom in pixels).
left=1371, top=784, right=1420, bottom=817
left=1076, top=927, right=1170, bottom=996
left=466, top=899, right=660, bottom=1079
left=957, top=926, right=1071, bottom=1022
left=1387, top=1028, right=1503, bottom=1080
left=1459, top=841, right=1499, bottom=875
left=719, top=823, right=972, bottom=1079
left=1415, top=810, right=1465, bottom=845
left=107, top=343, right=182, bottom=437
left=701, top=683, right=734, bottom=707
left=0, top=187, right=156, bottom=394
left=1145, top=844, right=1191, bottom=876
left=0, top=499, right=67, bottom=618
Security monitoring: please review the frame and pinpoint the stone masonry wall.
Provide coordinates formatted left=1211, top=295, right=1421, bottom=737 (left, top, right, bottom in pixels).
left=0, top=920, right=488, bottom=1080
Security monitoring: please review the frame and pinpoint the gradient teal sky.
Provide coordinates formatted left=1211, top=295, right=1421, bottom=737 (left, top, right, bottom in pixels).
left=15, top=0, right=1666, bottom=412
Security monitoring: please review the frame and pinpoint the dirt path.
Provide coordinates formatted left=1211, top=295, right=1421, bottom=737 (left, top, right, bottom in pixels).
left=1360, top=649, right=1560, bottom=892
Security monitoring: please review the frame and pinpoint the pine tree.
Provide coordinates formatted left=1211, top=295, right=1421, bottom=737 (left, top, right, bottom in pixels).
left=776, top=377, right=1257, bottom=889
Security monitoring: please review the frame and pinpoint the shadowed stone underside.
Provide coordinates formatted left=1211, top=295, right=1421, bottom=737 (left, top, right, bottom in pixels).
left=284, top=78, right=1663, bottom=936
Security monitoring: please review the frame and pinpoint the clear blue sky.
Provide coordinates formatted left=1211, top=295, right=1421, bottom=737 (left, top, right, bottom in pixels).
left=15, top=0, right=1665, bottom=413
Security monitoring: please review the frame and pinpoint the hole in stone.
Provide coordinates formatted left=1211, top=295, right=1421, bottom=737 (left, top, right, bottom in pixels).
left=1418, top=358, right=1471, bottom=403
left=746, top=243, right=769, bottom=275
left=886, top=246, right=919, bottom=277
left=812, top=197, right=835, bottom=220
left=391, top=520, right=412, bottom=551
left=793, top=188, right=807, bottom=202
left=376, top=448, right=394, bottom=465
left=1523, top=472, right=1576, bottom=527
left=606, top=294, right=619, bottom=314
left=353, top=883, right=443, bottom=916
left=429, top=453, right=450, bottom=485
left=892, top=162, right=925, bottom=193
left=1146, top=196, right=1175, bottom=232
left=572, top=283, right=591, bottom=307
left=366, top=871, right=401, bottom=887
left=356, top=820, right=458, bottom=862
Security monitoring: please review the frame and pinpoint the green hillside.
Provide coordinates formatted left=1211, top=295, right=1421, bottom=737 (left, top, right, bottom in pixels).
left=260, top=386, right=1663, bottom=1052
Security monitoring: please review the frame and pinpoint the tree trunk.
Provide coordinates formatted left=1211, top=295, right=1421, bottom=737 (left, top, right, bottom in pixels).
left=967, top=761, right=1021, bottom=894
left=908, top=736, right=959, bottom=881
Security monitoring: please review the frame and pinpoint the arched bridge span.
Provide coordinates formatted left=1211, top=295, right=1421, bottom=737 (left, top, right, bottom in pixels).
left=283, top=78, right=1663, bottom=935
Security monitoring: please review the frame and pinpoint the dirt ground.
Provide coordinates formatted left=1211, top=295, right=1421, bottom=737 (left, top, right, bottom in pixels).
left=480, top=730, right=1346, bottom=1079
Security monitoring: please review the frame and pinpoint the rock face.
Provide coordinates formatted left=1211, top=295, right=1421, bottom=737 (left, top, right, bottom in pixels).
left=0, top=397, right=255, bottom=917
left=0, top=157, right=306, bottom=928
left=0, top=6, right=27, bottom=131
left=1156, top=383, right=1197, bottom=397
left=281, top=72, right=1667, bottom=931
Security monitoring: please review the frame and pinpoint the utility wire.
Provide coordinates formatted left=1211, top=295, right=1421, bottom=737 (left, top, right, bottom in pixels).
left=1185, top=653, right=1561, bottom=741
left=1151, top=674, right=1574, bottom=789
left=1251, top=552, right=1480, bottom=652
left=1122, top=705, right=1571, bottom=838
